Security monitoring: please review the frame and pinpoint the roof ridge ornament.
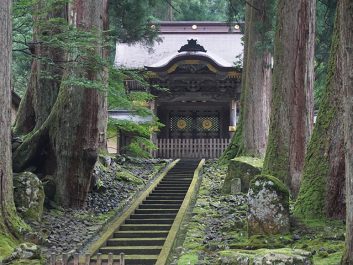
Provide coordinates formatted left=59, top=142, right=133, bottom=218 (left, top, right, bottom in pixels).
left=178, top=39, right=207, bottom=53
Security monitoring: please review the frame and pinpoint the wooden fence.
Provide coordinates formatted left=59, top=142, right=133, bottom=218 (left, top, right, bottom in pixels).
left=49, top=252, right=125, bottom=265
left=152, top=138, right=231, bottom=159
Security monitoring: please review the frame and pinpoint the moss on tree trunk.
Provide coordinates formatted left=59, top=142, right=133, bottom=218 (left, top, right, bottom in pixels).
left=263, top=0, right=315, bottom=196
left=294, top=8, right=345, bottom=220
left=0, top=0, right=28, bottom=242
left=12, top=0, right=108, bottom=207
left=340, top=0, right=353, bottom=263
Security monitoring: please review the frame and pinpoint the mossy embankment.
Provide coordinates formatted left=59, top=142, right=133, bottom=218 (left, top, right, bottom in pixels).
left=175, top=161, right=345, bottom=265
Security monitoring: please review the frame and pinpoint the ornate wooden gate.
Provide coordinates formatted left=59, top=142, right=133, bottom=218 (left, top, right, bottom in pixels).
left=169, top=110, right=221, bottom=139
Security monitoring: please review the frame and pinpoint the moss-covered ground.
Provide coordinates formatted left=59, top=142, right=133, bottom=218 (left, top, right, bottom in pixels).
left=175, top=161, right=345, bottom=265
left=0, top=233, right=17, bottom=260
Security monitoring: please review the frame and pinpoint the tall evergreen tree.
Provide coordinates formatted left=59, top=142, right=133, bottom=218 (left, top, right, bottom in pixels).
left=12, top=0, right=108, bottom=207
left=0, top=0, right=26, bottom=240
left=262, top=0, right=315, bottom=196
left=221, top=0, right=272, bottom=161
left=294, top=6, right=345, bottom=220
left=340, top=0, right=353, bottom=263
left=238, top=0, right=273, bottom=157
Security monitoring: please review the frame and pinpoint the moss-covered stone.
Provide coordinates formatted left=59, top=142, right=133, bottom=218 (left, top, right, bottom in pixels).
left=248, top=175, right=290, bottom=236
left=222, top=157, right=263, bottom=194
left=115, top=170, right=144, bottom=185
left=218, top=248, right=313, bottom=265
left=13, top=172, right=45, bottom=222
left=3, top=243, right=42, bottom=264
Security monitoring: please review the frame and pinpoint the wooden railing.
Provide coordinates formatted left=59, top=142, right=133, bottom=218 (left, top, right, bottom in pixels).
left=49, top=252, right=125, bottom=265
left=152, top=138, right=231, bottom=159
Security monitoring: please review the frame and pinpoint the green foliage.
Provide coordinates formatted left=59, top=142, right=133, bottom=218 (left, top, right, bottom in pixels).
left=12, top=0, right=161, bottom=96
left=12, top=0, right=34, bottom=96
left=109, top=0, right=159, bottom=45
left=108, top=67, right=163, bottom=157
left=226, top=0, right=246, bottom=22
left=151, top=0, right=238, bottom=22
left=314, top=0, right=337, bottom=108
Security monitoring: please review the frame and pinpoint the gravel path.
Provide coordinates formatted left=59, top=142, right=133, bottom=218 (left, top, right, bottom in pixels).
left=28, top=156, right=170, bottom=257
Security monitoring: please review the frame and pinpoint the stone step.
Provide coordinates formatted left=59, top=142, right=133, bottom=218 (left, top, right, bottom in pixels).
left=118, top=224, right=171, bottom=231
left=157, top=183, right=190, bottom=189
left=91, top=160, right=200, bottom=265
left=114, top=230, right=170, bottom=238
left=125, top=218, right=174, bottom=224
left=135, top=209, right=179, bottom=214
left=99, top=246, right=162, bottom=255
left=148, top=193, right=186, bottom=197
left=147, top=196, right=185, bottom=201
left=148, top=194, right=186, bottom=198
left=153, top=187, right=189, bottom=191
left=160, top=180, right=191, bottom=184
left=152, top=189, right=187, bottom=194
left=90, top=254, right=158, bottom=265
left=129, top=213, right=177, bottom=219
left=106, top=238, right=166, bottom=246
left=156, top=184, right=190, bottom=189
left=138, top=204, right=181, bottom=209
left=143, top=199, right=183, bottom=204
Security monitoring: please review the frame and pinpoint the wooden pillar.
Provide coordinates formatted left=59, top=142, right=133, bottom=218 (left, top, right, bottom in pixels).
left=116, top=128, right=121, bottom=155
left=229, top=100, right=237, bottom=138
left=150, top=100, right=157, bottom=157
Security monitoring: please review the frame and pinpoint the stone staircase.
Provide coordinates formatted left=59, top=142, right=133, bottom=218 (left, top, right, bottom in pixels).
left=90, top=160, right=199, bottom=265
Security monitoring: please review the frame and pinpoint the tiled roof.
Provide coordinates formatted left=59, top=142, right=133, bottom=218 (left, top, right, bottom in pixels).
left=115, top=22, right=243, bottom=69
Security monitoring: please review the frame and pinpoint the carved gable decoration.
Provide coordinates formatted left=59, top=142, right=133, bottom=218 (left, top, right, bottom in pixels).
left=178, top=39, right=207, bottom=53
left=174, top=64, right=212, bottom=74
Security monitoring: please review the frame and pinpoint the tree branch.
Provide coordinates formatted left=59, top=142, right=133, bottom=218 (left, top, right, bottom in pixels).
left=245, top=0, right=260, bottom=12
left=164, top=0, right=181, bottom=14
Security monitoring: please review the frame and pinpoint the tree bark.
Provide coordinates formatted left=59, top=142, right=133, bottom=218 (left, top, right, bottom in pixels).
left=263, top=0, right=315, bottom=196
left=221, top=0, right=272, bottom=162
left=241, top=0, right=272, bottom=158
left=0, top=0, right=26, bottom=238
left=340, top=0, right=353, bottom=263
left=12, top=0, right=108, bottom=207
left=220, top=3, right=251, bottom=162
left=294, top=6, right=345, bottom=220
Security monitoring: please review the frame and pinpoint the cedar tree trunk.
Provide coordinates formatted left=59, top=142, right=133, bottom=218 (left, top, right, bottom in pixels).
left=263, top=0, right=315, bottom=196
left=221, top=0, right=272, bottom=161
left=220, top=3, right=250, bottom=162
left=12, top=0, right=108, bottom=207
left=241, top=0, right=272, bottom=157
left=294, top=7, right=345, bottom=219
left=341, top=0, right=353, bottom=263
left=0, top=0, right=26, bottom=238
